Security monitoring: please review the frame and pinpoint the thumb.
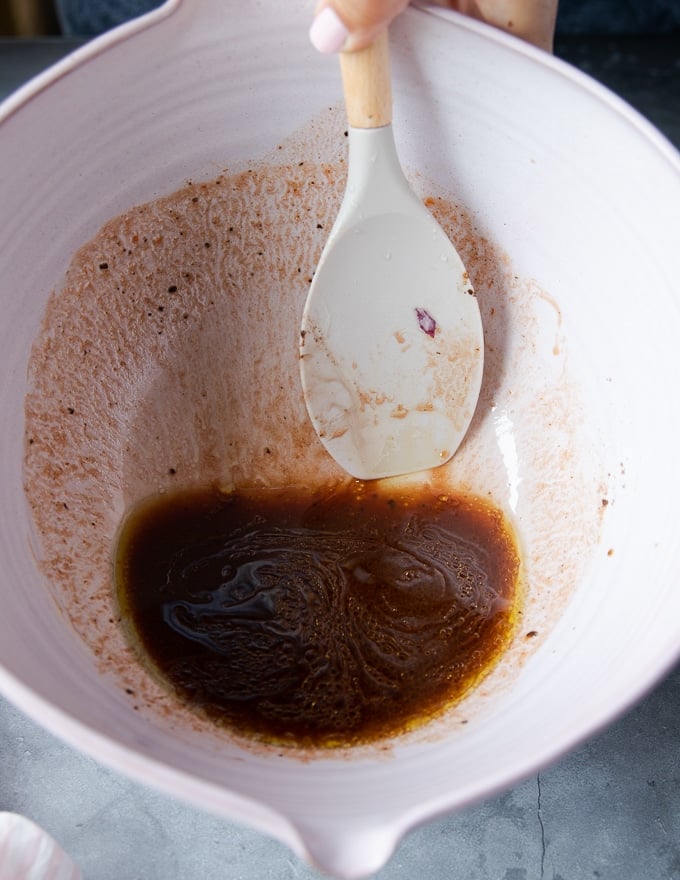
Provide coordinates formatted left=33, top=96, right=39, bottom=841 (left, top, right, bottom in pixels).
left=309, top=0, right=410, bottom=53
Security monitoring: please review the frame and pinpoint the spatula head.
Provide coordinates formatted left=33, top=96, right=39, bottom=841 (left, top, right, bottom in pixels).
left=300, top=209, right=483, bottom=480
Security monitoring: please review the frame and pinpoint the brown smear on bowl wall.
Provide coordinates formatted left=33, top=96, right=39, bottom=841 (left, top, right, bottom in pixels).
left=23, top=107, right=607, bottom=756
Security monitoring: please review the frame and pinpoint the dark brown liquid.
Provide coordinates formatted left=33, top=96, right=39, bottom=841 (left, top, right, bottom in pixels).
left=115, top=482, right=521, bottom=747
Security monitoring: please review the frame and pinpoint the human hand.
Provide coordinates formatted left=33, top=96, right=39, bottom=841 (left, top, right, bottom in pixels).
left=310, top=0, right=558, bottom=54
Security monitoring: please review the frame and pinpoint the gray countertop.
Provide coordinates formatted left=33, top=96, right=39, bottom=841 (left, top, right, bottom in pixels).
left=1, top=31, right=679, bottom=880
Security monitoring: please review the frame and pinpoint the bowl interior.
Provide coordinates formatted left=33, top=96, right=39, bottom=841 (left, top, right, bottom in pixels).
left=1, top=1, right=680, bottom=876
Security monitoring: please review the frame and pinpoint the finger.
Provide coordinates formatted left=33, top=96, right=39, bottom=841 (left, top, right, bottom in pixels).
left=310, top=0, right=410, bottom=54
left=436, top=0, right=558, bottom=50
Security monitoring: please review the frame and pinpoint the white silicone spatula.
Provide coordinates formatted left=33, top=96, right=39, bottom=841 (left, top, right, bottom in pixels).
left=300, top=31, right=483, bottom=481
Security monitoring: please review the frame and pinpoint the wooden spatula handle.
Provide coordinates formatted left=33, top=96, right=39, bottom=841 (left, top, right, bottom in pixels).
left=339, top=30, right=392, bottom=129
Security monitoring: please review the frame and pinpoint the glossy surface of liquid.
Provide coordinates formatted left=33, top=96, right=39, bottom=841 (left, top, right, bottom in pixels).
left=115, top=482, right=521, bottom=747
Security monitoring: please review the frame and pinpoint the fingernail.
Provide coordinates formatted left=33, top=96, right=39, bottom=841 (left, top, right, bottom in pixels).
left=309, top=6, right=349, bottom=54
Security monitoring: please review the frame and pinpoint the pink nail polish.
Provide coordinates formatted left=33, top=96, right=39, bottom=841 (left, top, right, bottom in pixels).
left=309, top=6, right=349, bottom=54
